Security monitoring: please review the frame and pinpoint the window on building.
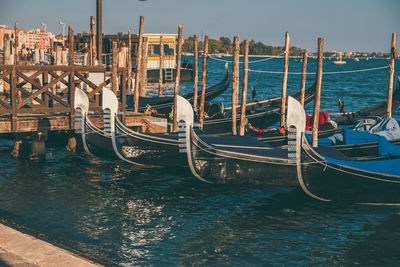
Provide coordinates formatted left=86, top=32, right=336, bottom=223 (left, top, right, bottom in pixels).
left=148, top=43, right=174, bottom=56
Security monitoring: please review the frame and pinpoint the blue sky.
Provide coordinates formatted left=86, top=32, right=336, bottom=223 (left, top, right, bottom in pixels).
left=1, top=0, right=398, bottom=52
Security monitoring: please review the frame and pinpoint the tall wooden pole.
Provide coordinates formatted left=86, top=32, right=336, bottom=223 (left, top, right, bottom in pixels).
left=239, top=40, right=250, bottom=136
left=193, top=35, right=199, bottom=109
left=231, top=35, right=240, bottom=135
left=280, top=32, right=290, bottom=127
left=140, top=37, right=148, bottom=96
left=127, top=28, right=132, bottom=93
left=90, top=16, right=96, bottom=66
left=14, top=22, right=19, bottom=65
left=312, top=37, right=324, bottom=148
left=387, top=33, right=397, bottom=118
left=199, top=35, right=208, bottom=129
left=96, top=0, right=102, bottom=64
left=4, top=34, right=11, bottom=65
left=300, top=52, right=308, bottom=107
left=68, top=26, right=75, bottom=128
left=158, top=33, right=164, bottom=97
left=133, top=16, right=144, bottom=112
left=172, top=24, right=183, bottom=132
left=112, top=41, right=118, bottom=94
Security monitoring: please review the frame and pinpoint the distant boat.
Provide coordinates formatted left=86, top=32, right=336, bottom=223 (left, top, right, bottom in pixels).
left=332, top=52, right=346, bottom=65
left=355, top=57, right=360, bottom=62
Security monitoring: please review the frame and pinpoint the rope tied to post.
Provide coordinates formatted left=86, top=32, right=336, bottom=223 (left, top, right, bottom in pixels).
left=208, top=51, right=286, bottom=64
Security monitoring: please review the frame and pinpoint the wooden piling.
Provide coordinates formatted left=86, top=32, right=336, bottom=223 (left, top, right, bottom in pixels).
left=199, top=35, right=208, bottom=130
left=140, top=37, right=148, bottom=96
left=90, top=16, right=96, bottom=66
left=14, top=22, right=19, bottom=65
left=133, top=16, right=144, bottom=112
left=193, top=35, right=199, bottom=109
left=4, top=34, right=11, bottom=65
left=127, top=28, right=132, bottom=93
left=158, top=33, right=164, bottom=97
left=62, top=47, right=68, bottom=66
left=231, top=35, right=240, bottom=135
left=96, top=0, right=102, bottom=63
left=34, top=43, right=40, bottom=64
left=300, top=52, right=308, bottom=107
left=112, top=41, right=118, bottom=94
left=172, top=24, right=183, bottom=132
left=68, top=26, right=75, bottom=129
left=239, top=40, right=249, bottom=136
left=387, top=33, right=397, bottom=118
left=280, top=32, right=290, bottom=127
left=312, top=37, right=324, bottom=148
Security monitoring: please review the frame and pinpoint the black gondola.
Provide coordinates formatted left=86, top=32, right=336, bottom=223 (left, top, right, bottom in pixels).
left=290, top=94, right=400, bottom=204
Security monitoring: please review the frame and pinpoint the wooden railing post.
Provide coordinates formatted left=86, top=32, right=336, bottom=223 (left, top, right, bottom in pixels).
left=240, top=40, right=249, bottom=136
left=193, top=35, right=199, bottom=109
left=312, top=37, right=324, bottom=148
left=300, top=52, right=308, bottom=107
left=231, top=35, right=240, bottom=135
left=387, top=33, right=397, bottom=118
left=158, top=33, right=164, bottom=97
left=280, top=32, right=290, bottom=127
left=172, top=24, right=183, bottom=132
left=199, top=35, right=208, bottom=129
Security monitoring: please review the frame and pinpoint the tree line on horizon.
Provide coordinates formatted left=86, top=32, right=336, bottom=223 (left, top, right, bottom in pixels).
left=182, top=36, right=307, bottom=56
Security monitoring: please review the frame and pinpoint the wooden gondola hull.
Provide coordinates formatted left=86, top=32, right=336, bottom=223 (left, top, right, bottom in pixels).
left=299, top=138, right=400, bottom=204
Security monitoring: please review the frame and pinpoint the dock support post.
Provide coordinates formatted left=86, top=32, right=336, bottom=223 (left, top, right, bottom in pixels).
left=312, top=37, right=324, bottom=148
left=140, top=37, right=148, bottom=96
left=66, top=136, right=77, bottom=152
left=199, top=35, right=208, bottom=130
left=172, top=24, right=183, bottom=132
left=387, top=33, right=397, bottom=118
left=11, top=139, right=23, bottom=158
left=96, top=0, right=102, bottom=64
left=280, top=32, right=290, bottom=127
left=158, top=33, right=164, bottom=97
left=68, top=26, right=75, bottom=129
left=133, top=16, right=144, bottom=112
left=127, top=28, right=132, bottom=93
left=193, top=35, right=199, bottom=110
left=14, top=22, right=19, bottom=65
left=239, top=40, right=249, bottom=136
left=112, top=42, right=118, bottom=95
left=231, top=35, right=240, bottom=135
left=34, top=43, right=40, bottom=65
left=300, top=52, right=308, bottom=107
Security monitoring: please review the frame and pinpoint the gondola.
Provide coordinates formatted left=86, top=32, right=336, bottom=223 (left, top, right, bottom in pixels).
left=253, top=76, right=400, bottom=147
left=292, top=95, right=400, bottom=205
left=179, top=95, right=350, bottom=185
left=129, top=63, right=230, bottom=115
left=202, top=82, right=317, bottom=135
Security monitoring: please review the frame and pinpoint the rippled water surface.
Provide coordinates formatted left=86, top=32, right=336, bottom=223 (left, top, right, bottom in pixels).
left=0, top=57, right=400, bottom=266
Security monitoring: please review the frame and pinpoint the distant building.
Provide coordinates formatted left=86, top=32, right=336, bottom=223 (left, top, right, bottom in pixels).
left=0, top=25, right=55, bottom=51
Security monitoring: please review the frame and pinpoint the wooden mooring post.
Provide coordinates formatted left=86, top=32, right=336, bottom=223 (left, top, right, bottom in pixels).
left=199, top=35, right=208, bottom=130
left=172, top=24, right=183, bottom=132
left=140, top=37, right=148, bottom=96
left=133, top=16, right=144, bottom=112
left=280, top=32, right=290, bottom=127
left=387, top=33, right=397, bottom=118
left=158, top=33, right=163, bottom=97
left=231, top=35, right=240, bottom=135
left=193, top=35, right=199, bottom=110
left=300, top=52, right=308, bottom=107
left=14, top=22, right=19, bottom=65
left=112, top=41, right=118, bottom=94
left=4, top=33, right=12, bottom=65
left=239, top=40, right=249, bottom=136
left=90, top=16, right=96, bottom=66
left=68, top=26, right=75, bottom=130
left=312, top=37, right=324, bottom=148
left=127, top=28, right=132, bottom=93
left=96, top=0, right=102, bottom=64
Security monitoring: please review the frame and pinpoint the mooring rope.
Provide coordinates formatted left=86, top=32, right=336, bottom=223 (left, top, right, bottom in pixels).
left=208, top=52, right=286, bottom=64
left=247, top=65, right=389, bottom=75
